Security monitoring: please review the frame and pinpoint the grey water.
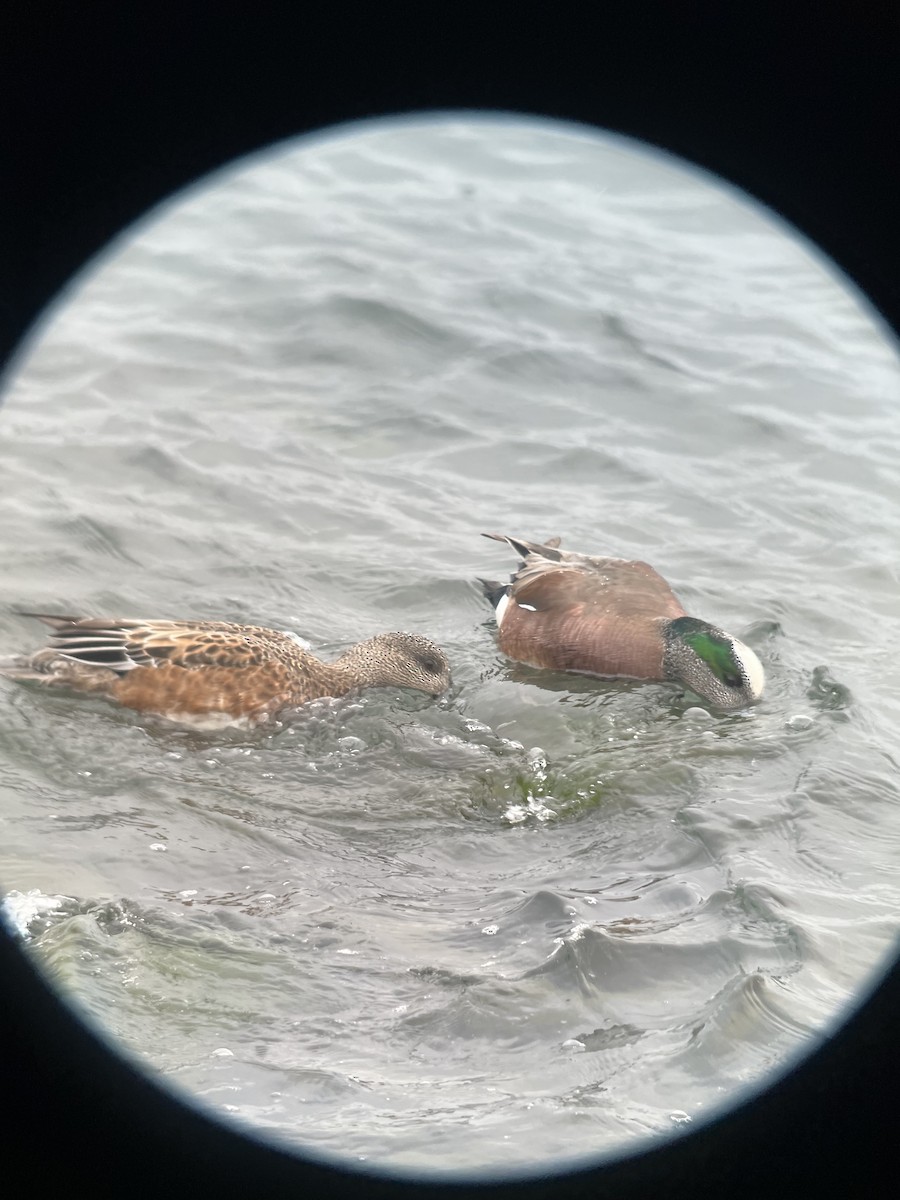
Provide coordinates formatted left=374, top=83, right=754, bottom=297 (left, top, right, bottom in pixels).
left=1, top=115, right=899, bottom=1176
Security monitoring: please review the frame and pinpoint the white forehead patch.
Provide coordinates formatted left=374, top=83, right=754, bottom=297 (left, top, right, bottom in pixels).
left=732, top=638, right=765, bottom=699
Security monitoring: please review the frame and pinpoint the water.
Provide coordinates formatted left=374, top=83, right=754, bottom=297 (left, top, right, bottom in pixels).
left=1, top=115, right=899, bottom=1177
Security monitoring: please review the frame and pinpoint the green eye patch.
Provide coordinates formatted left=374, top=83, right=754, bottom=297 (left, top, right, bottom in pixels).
left=670, top=618, right=744, bottom=688
left=685, top=632, right=741, bottom=684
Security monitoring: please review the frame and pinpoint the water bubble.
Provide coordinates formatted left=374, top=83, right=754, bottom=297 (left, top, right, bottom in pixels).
left=786, top=713, right=814, bottom=731
left=683, top=706, right=713, bottom=723
left=338, top=736, right=366, bottom=752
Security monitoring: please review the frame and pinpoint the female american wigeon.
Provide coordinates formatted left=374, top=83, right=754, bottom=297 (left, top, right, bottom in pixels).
left=480, top=533, right=764, bottom=711
left=0, top=614, right=451, bottom=728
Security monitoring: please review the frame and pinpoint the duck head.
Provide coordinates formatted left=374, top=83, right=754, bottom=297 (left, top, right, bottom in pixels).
left=334, top=632, right=451, bottom=698
left=663, top=616, right=764, bottom=711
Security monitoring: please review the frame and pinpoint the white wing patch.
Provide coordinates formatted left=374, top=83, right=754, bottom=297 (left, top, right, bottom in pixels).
left=494, top=592, right=536, bottom=627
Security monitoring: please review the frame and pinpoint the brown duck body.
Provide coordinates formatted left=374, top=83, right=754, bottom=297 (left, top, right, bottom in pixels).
left=0, top=615, right=451, bottom=727
left=480, top=534, right=765, bottom=712
left=481, top=534, right=686, bottom=681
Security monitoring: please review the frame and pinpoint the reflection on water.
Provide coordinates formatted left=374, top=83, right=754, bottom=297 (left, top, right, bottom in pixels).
left=1, top=115, right=900, bottom=1174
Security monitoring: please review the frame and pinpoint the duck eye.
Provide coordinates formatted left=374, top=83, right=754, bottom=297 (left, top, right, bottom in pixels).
left=724, top=673, right=742, bottom=688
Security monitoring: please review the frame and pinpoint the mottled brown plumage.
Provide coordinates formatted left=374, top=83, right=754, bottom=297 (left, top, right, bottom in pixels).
left=0, top=615, right=451, bottom=727
left=480, top=534, right=765, bottom=710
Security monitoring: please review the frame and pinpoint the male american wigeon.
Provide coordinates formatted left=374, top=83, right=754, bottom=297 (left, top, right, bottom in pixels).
left=0, top=614, right=451, bottom=728
left=480, top=533, right=764, bottom=711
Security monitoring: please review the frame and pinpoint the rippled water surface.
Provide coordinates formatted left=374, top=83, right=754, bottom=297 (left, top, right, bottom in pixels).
left=2, top=117, right=900, bottom=1175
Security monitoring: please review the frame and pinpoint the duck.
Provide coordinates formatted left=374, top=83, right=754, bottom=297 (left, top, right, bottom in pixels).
left=479, top=533, right=764, bottom=711
left=0, top=614, right=451, bottom=728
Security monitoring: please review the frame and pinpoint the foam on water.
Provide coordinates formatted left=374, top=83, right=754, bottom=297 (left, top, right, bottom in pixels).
left=1, top=889, right=70, bottom=940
